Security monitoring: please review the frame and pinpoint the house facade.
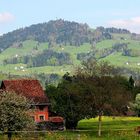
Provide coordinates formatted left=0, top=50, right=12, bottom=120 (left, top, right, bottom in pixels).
left=0, top=79, right=50, bottom=123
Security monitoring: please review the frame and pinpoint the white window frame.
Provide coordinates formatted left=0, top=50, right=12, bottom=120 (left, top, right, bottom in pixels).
left=39, top=114, right=45, bottom=121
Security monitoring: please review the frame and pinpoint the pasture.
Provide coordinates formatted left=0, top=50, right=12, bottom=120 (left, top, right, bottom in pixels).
left=0, top=33, right=140, bottom=76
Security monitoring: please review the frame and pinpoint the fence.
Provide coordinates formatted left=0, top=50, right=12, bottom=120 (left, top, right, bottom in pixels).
left=1, top=129, right=140, bottom=140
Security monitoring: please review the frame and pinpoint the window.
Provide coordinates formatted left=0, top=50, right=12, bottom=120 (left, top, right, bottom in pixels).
left=39, top=115, right=45, bottom=121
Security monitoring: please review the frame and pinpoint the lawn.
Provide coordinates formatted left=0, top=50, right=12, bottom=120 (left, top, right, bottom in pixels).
left=78, top=116, right=140, bottom=130
left=1, top=116, right=140, bottom=140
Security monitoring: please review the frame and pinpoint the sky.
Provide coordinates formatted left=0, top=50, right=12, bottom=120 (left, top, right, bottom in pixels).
left=1, top=0, right=140, bottom=35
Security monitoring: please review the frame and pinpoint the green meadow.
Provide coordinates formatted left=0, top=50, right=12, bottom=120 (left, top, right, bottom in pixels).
left=1, top=116, right=140, bottom=140
left=0, top=33, right=140, bottom=76
left=78, top=116, right=140, bottom=130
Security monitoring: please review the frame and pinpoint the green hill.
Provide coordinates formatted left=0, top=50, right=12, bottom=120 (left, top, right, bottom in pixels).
left=0, top=19, right=140, bottom=80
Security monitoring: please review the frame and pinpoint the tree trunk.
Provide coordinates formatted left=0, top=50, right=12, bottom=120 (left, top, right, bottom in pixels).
left=7, top=131, right=12, bottom=140
left=65, top=120, right=78, bottom=129
left=98, top=114, right=102, bottom=137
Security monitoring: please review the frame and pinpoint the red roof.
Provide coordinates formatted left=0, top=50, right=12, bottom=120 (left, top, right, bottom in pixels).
left=0, top=79, right=49, bottom=104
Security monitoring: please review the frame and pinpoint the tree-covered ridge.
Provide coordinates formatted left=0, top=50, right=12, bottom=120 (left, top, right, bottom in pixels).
left=0, top=19, right=89, bottom=49
left=97, top=27, right=130, bottom=34
left=0, top=19, right=113, bottom=50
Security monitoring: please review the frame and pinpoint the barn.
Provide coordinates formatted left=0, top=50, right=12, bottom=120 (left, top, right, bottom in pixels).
left=0, top=79, right=50, bottom=123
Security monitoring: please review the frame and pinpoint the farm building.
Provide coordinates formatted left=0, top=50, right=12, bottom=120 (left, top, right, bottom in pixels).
left=0, top=79, right=49, bottom=122
left=0, top=79, right=64, bottom=125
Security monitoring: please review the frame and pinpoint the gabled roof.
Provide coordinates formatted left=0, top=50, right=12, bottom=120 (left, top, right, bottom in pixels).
left=0, top=79, right=49, bottom=104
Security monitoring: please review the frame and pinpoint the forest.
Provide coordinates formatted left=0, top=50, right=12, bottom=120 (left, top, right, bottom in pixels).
left=0, top=19, right=132, bottom=51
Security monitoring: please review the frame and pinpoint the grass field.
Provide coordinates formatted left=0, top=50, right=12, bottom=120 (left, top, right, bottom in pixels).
left=78, top=116, right=140, bottom=130
left=0, top=64, right=75, bottom=76
left=102, top=52, right=140, bottom=68
left=1, top=116, right=140, bottom=140
left=0, top=40, right=48, bottom=64
left=0, top=34, right=140, bottom=76
left=52, top=43, right=91, bottom=65
left=111, top=33, right=131, bottom=40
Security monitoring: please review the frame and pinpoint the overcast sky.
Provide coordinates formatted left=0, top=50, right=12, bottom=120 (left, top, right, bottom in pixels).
left=1, top=0, right=140, bottom=35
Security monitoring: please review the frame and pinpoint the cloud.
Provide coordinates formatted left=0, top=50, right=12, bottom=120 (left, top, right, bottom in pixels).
left=107, top=17, right=140, bottom=33
left=0, top=12, right=15, bottom=24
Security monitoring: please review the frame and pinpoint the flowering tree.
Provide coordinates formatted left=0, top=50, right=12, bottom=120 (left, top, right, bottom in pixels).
left=0, top=91, right=34, bottom=140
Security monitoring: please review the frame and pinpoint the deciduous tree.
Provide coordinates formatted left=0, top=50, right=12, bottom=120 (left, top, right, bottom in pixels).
left=46, top=61, right=133, bottom=136
left=0, top=92, right=34, bottom=140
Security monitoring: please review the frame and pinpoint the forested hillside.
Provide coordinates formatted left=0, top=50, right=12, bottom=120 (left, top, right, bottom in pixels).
left=0, top=19, right=119, bottom=50
left=0, top=19, right=140, bottom=83
left=0, top=19, right=92, bottom=50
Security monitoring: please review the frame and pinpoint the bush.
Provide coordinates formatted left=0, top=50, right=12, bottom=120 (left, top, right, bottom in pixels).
left=36, top=121, right=64, bottom=131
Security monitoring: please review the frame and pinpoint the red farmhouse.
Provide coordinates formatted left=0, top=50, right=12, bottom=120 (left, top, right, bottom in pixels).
left=0, top=79, right=50, bottom=123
